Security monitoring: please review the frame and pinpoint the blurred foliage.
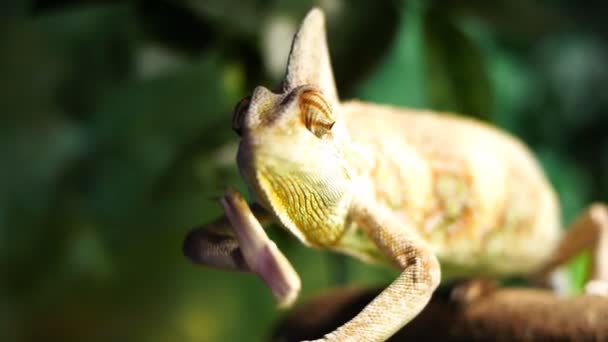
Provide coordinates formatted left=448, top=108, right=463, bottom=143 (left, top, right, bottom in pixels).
left=1, top=0, right=607, bottom=341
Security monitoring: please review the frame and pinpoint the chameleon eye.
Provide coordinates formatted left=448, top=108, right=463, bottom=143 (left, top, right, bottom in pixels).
left=232, top=96, right=251, bottom=136
left=299, top=88, right=335, bottom=138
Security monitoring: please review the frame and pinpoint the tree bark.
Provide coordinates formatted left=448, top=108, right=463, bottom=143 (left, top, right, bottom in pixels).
left=272, top=284, right=608, bottom=341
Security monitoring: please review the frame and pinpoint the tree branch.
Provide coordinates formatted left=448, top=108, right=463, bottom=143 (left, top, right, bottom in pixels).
left=272, top=284, right=608, bottom=341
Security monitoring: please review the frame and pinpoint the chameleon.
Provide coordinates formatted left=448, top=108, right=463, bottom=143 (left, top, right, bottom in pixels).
left=183, top=7, right=608, bottom=341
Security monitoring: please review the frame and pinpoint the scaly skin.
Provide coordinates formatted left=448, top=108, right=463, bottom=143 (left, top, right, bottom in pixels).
left=183, top=8, right=569, bottom=342
left=337, top=101, right=562, bottom=278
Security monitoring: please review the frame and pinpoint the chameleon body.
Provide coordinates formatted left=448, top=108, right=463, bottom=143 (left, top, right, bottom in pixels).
left=335, top=102, right=561, bottom=278
left=184, top=7, right=608, bottom=342
left=241, top=88, right=561, bottom=277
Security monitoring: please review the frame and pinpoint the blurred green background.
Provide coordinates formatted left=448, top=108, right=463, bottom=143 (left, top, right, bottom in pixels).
left=2, top=0, right=607, bottom=341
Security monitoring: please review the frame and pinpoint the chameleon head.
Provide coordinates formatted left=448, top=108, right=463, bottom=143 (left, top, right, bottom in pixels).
left=230, top=84, right=355, bottom=246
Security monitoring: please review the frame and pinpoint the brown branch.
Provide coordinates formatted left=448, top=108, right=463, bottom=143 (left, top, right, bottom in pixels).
left=272, top=284, right=608, bottom=341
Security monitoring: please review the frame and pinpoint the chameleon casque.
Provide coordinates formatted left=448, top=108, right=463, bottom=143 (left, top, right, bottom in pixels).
left=183, top=8, right=608, bottom=341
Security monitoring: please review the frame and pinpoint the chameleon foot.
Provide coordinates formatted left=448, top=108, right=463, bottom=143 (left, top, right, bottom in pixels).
left=450, top=278, right=498, bottom=305
left=585, top=279, right=608, bottom=297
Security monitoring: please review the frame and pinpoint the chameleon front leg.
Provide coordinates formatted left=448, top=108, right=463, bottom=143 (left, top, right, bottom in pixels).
left=311, top=199, right=441, bottom=342
left=183, top=188, right=301, bottom=307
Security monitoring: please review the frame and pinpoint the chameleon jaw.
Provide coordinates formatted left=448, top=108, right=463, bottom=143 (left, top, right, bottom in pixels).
left=220, top=187, right=301, bottom=308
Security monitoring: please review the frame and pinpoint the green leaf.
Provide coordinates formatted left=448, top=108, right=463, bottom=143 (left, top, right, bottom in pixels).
left=357, top=2, right=427, bottom=108
left=422, top=6, right=492, bottom=119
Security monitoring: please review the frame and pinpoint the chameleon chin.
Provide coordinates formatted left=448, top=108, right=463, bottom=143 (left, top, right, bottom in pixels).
left=183, top=7, right=608, bottom=342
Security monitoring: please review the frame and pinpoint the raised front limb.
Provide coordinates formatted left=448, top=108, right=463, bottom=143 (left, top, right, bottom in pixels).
left=312, top=199, right=441, bottom=342
left=183, top=188, right=301, bottom=307
left=183, top=200, right=272, bottom=270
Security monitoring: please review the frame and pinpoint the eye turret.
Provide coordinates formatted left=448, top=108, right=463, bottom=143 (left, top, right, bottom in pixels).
left=231, top=96, right=251, bottom=136
left=299, top=87, right=335, bottom=138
